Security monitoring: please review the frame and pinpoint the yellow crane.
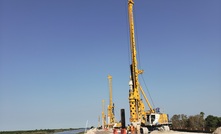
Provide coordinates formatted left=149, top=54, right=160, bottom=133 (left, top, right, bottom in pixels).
left=127, top=0, right=171, bottom=133
left=98, top=115, right=101, bottom=128
left=107, top=74, right=115, bottom=128
left=102, top=99, right=106, bottom=129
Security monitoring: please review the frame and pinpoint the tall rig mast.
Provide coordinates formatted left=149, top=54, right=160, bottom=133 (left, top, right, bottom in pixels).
left=102, top=100, right=106, bottom=129
left=127, top=0, right=170, bottom=133
left=107, top=75, right=115, bottom=127
left=128, top=0, right=145, bottom=123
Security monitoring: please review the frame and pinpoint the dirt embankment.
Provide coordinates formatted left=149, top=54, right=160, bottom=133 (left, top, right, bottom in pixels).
left=213, top=127, right=221, bottom=134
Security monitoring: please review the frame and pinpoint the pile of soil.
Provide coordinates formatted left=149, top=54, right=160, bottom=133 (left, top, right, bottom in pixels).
left=213, top=127, right=221, bottom=134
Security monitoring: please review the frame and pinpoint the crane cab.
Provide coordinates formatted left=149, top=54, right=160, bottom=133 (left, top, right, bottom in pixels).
left=145, top=113, right=159, bottom=126
left=146, top=113, right=169, bottom=125
left=144, top=113, right=171, bottom=131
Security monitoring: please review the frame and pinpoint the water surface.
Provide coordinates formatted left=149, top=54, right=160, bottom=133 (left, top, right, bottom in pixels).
left=54, top=128, right=85, bottom=134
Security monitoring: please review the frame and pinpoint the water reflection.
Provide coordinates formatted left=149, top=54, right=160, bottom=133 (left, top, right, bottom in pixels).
left=54, top=128, right=85, bottom=134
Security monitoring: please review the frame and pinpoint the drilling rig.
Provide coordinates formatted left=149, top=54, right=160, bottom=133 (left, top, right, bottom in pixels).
left=107, top=75, right=121, bottom=128
left=127, top=0, right=171, bottom=133
left=107, top=74, right=115, bottom=128
left=102, top=99, right=107, bottom=129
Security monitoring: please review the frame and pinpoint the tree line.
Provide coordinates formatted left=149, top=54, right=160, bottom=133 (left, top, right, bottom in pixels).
left=171, top=112, right=221, bottom=132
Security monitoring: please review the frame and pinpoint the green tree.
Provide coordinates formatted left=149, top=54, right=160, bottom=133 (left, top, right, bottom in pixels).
left=200, top=112, right=205, bottom=119
left=200, top=112, right=205, bottom=128
left=205, top=115, right=219, bottom=130
left=218, top=117, right=221, bottom=127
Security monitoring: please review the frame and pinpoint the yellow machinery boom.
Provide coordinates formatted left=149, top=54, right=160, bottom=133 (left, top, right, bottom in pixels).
left=127, top=0, right=170, bottom=132
left=98, top=115, right=100, bottom=128
left=128, top=0, right=149, bottom=123
left=107, top=75, right=115, bottom=127
left=102, top=99, right=106, bottom=128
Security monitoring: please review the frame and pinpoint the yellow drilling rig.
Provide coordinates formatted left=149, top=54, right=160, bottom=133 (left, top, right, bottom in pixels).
left=127, top=0, right=171, bottom=133
left=101, top=99, right=107, bottom=129
left=100, top=75, right=121, bottom=129
left=107, top=74, right=121, bottom=128
left=107, top=75, right=115, bottom=128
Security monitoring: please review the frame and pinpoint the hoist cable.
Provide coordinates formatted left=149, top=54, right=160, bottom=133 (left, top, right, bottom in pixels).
left=132, top=2, right=156, bottom=110
left=141, top=74, right=155, bottom=108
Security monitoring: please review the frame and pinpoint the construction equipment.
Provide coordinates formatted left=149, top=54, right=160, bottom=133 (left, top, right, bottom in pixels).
left=101, top=99, right=107, bottom=129
left=107, top=75, right=115, bottom=128
left=107, top=75, right=122, bottom=129
left=98, top=115, right=101, bottom=128
left=127, top=0, right=171, bottom=133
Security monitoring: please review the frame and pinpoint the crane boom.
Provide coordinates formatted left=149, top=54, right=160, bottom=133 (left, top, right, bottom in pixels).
left=128, top=0, right=146, bottom=123
left=127, top=0, right=171, bottom=133
left=102, top=99, right=106, bottom=129
left=139, top=85, right=154, bottom=113
left=107, top=75, right=115, bottom=126
left=108, top=75, right=113, bottom=107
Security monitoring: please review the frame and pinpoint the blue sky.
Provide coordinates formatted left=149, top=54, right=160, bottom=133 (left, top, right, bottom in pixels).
left=0, top=0, right=220, bottom=131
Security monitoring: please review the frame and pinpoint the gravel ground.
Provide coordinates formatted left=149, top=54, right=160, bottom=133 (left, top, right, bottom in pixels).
left=151, top=130, right=210, bottom=134
left=86, top=129, right=211, bottom=134
left=86, top=129, right=112, bottom=134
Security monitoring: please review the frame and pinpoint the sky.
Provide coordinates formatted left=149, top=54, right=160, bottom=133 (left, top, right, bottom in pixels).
left=0, top=0, right=221, bottom=131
